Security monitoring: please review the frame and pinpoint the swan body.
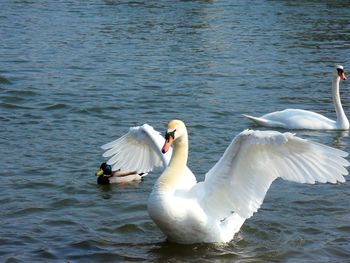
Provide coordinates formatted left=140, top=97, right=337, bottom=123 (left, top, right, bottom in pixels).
left=244, top=65, right=349, bottom=130
left=102, top=120, right=349, bottom=244
left=243, top=109, right=337, bottom=129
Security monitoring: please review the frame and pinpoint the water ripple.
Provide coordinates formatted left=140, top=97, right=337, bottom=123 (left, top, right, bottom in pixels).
left=1, top=0, right=350, bottom=262
left=0, top=75, right=11, bottom=84
left=0, top=102, right=33, bottom=110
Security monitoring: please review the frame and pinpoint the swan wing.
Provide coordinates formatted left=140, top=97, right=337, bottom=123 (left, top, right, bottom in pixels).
left=101, top=124, right=171, bottom=173
left=201, top=130, right=349, bottom=219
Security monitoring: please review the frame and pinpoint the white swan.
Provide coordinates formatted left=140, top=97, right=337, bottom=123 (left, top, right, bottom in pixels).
left=102, top=120, right=349, bottom=244
left=243, top=65, right=349, bottom=130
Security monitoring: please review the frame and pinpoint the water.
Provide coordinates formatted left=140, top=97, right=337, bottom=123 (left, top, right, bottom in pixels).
left=1, top=0, right=350, bottom=262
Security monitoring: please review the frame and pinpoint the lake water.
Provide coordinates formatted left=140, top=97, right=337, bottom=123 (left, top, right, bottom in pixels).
left=1, top=0, right=350, bottom=262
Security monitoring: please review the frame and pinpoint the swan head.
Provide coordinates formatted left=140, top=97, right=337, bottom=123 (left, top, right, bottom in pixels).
left=162, top=120, right=186, bottom=154
left=335, top=65, right=347, bottom=80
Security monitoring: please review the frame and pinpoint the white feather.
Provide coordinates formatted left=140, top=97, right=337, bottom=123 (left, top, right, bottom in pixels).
left=148, top=120, right=349, bottom=244
left=201, top=130, right=349, bottom=219
left=101, top=124, right=168, bottom=173
left=101, top=121, right=349, bottom=244
left=100, top=123, right=197, bottom=188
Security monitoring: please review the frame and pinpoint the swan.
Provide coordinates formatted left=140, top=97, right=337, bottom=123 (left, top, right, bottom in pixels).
left=243, top=65, right=349, bottom=130
left=102, top=120, right=349, bottom=244
left=100, top=123, right=196, bottom=190
left=95, top=162, right=147, bottom=185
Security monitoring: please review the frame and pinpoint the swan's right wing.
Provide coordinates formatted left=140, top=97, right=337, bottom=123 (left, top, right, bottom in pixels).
left=101, top=124, right=172, bottom=173
left=200, top=130, right=349, bottom=220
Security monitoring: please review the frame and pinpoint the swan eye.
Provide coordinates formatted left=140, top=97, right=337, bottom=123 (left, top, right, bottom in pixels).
left=165, top=129, right=176, bottom=141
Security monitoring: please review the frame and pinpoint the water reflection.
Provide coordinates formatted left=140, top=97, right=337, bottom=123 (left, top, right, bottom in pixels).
left=332, top=130, right=349, bottom=149
left=150, top=241, right=238, bottom=262
left=287, top=129, right=349, bottom=151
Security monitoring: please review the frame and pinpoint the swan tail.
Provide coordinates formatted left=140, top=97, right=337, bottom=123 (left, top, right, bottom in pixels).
left=242, top=114, right=285, bottom=128
left=242, top=114, right=267, bottom=124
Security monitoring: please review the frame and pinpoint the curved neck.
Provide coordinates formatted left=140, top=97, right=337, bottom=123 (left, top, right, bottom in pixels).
left=333, top=75, right=349, bottom=129
left=157, top=134, right=188, bottom=193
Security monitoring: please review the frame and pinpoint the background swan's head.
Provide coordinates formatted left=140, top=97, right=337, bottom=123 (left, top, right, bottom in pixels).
left=162, top=120, right=187, bottom=153
left=335, top=65, right=347, bottom=80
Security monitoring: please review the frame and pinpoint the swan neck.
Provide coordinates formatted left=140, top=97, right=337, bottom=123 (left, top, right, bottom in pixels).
left=157, top=134, right=188, bottom=193
left=333, top=75, right=349, bottom=129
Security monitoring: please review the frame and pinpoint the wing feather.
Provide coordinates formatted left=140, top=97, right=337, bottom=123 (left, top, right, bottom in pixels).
left=201, top=130, right=349, bottom=219
left=101, top=124, right=172, bottom=173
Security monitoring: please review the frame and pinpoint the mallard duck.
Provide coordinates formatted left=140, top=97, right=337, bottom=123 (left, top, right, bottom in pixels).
left=243, top=65, right=349, bottom=130
left=95, top=162, right=146, bottom=185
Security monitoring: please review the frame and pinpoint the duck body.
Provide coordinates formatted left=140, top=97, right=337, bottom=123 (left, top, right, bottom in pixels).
left=244, top=65, right=349, bottom=130
left=95, top=162, right=146, bottom=185
left=97, top=174, right=144, bottom=185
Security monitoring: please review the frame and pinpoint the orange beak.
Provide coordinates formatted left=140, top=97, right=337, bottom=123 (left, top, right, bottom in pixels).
left=339, top=72, right=347, bottom=80
left=162, top=137, right=174, bottom=154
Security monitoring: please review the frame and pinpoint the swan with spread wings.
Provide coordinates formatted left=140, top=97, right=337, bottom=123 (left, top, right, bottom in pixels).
left=101, top=120, right=349, bottom=244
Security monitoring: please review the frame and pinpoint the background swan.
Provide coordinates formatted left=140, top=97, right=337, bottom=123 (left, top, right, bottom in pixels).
left=102, top=120, right=349, bottom=244
left=243, top=65, right=349, bottom=130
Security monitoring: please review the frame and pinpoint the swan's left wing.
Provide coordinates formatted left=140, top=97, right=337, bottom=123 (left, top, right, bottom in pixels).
left=101, top=124, right=171, bottom=173
left=201, top=130, right=349, bottom=220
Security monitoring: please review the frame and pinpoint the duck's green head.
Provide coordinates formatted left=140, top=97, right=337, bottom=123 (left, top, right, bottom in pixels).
left=95, top=162, right=112, bottom=176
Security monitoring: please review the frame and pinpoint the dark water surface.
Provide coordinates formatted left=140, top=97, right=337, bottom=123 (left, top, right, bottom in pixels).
left=1, top=0, right=350, bottom=262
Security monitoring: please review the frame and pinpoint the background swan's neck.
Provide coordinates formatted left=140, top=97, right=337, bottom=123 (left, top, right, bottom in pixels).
left=333, top=76, right=349, bottom=129
left=157, top=135, right=188, bottom=193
